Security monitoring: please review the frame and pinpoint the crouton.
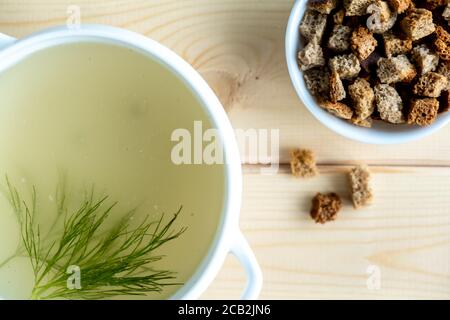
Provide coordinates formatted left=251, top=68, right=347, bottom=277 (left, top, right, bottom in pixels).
left=351, top=26, right=378, bottom=60
left=329, top=71, right=347, bottom=103
left=319, top=100, right=354, bottom=119
left=309, top=0, right=338, bottom=14
left=366, top=1, right=397, bottom=34
left=299, top=9, right=328, bottom=42
left=344, top=0, right=374, bottom=16
left=328, top=25, right=353, bottom=52
left=333, top=9, right=346, bottom=24
left=329, top=53, right=362, bottom=79
left=374, top=84, right=405, bottom=123
left=298, top=40, right=326, bottom=71
left=411, top=45, right=439, bottom=75
left=377, top=55, right=416, bottom=84
left=349, top=78, right=375, bottom=119
left=434, top=26, right=450, bottom=61
left=440, top=91, right=450, bottom=113
left=407, top=98, right=440, bottom=126
left=400, top=8, right=435, bottom=41
left=444, top=4, right=450, bottom=24
left=310, top=193, right=342, bottom=224
left=350, top=116, right=373, bottom=127
left=303, top=67, right=330, bottom=96
left=413, top=72, right=448, bottom=98
left=387, top=0, right=411, bottom=13
left=383, top=31, right=412, bottom=58
left=437, top=61, right=450, bottom=91
left=290, top=149, right=318, bottom=178
left=349, top=165, right=373, bottom=209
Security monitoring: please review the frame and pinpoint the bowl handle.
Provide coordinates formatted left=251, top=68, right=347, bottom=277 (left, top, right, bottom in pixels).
left=230, top=229, right=263, bottom=300
left=0, top=32, right=16, bottom=50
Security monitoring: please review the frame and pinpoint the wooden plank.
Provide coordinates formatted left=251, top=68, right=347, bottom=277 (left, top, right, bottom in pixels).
left=202, top=166, right=450, bottom=299
left=2, top=0, right=450, bottom=166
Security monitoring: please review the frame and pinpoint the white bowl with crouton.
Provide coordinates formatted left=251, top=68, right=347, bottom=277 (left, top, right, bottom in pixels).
left=285, top=0, right=450, bottom=144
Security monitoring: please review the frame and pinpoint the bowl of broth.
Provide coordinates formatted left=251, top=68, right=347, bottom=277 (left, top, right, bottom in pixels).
left=0, top=25, right=262, bottom=300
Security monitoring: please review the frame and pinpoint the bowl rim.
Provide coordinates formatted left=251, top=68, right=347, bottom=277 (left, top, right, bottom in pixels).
left=285, top=0, right=450, bottom=145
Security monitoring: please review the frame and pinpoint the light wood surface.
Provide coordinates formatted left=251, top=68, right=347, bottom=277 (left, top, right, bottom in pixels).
left=1, top=0, right=450, bottom=299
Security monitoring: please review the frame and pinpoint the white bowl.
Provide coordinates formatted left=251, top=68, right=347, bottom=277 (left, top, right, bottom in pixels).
left=285, top=0, right=450, bottom=144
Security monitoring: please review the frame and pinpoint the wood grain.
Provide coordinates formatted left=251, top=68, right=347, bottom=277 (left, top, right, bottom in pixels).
left=1, top=0, right=450, bottom=300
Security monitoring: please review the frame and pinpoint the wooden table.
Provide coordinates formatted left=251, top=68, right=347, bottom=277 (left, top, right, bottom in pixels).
left=2, top=0, right=450, bottom=299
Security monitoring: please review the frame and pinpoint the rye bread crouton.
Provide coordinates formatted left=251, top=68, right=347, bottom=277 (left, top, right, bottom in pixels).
left=309, top=0, right=338, bottom=14
left=349, top=78, right=375, bottom=119
left=351, top=26, right=378, bottom=60
left=349, top=165, right=373, bottom=209
left=434, top=26, right=450, bottom=61
left=350, top=115, right=373, bottom=127
left=303, top=67, right=330, bottom=96
left=387, top=0, right=411, bottom=13
left=411, top=45, right=439, bottom=75
left=298, top=40, right=326, bottom=71
left=299, top=10, right=328, bottom=43
left=329, top=53, right=361, bottom=79
left=413, top=72, right=448, bottom=98
left=374, top=84, right=405, bottom=123
left=437, top=61, right=450, bottom=91
left=329, top=71, right=347, bottom=103
left=344, top=0, right=374, bottom=16
left=319, top=100, right=354, bottom=119
left=383, top=31, right=412, bottom=58
left=328, top=25, right=353, bottom=52
left=400, top=8, right=435, bottom=41
left=366, top=1, right=398, bottom=34
left=407, top=98, right=440, bottom=126
left=376, top=55, right=416, bottom=84
left=310, top=193, right=342, bottom=224
left=290, top=149, right=318, bottom=178
left=440, top=91, right=450, bottom=113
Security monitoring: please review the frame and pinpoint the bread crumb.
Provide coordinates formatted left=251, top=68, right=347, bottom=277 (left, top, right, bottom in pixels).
left=351, top=26, right=378, bottom=61
left=400, top=8, right=435, bottom=41
left=434, top=26, right=450, bottom=61
left=349, top=165, right=373, bottom=209
left=290, top=149, right=319, bottom=178
left=348, top=78, right=375, bottom=119
left=310, top=192, right=342, bottom=224
left=413, top=72, right=448, bottom=98
left=407, top=98, right=439, bottom=126
left=319, top=100, right=354, bottom=119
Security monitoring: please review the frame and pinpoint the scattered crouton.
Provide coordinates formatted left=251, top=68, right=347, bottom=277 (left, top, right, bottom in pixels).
left=319, top=100, right=354, bottom=119
left=328, top=25, right=353, bottom=52
left=299, top=9, right=328, bottom=42
left=290, top=149, right=318, bottom=178
left=407, top=98, right=440, bottom=126
left=298, top=40, right=326, bottom=71
left=377, top=55, right=416, bottom=84
left=349, top=78, right=375, bottom=119
left=366, top=1, right=397, bottom=34
left=344, top=0, right=374, bottom=16
left=387, top=0, right=411, bottom=13
left=309, top=0, right=338, bottom=14
left=434, top=26, right=450, bottom=61
left=310, top=193, right=342, bottom=224
left=329, top=71, right=347, bottom=103
left=351, top=26, right=378, bottom=60
left=329, top=53, right=362, bottom=79
left=303, top=67, right=330, bottom=96
left=411, top=45, right=439, bottom=75
left=400, top=8, right=435, bottom=41
left=348, top=165, right=373, bottom=209
left=374, top=84, right=405, bottom=123
left=413, top=72, right=448, bottom=98
left=383, top=31, right=412, bottom=58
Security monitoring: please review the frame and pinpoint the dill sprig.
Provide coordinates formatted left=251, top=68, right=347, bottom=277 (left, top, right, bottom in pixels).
left=4, top=177, right=186, bottom=300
